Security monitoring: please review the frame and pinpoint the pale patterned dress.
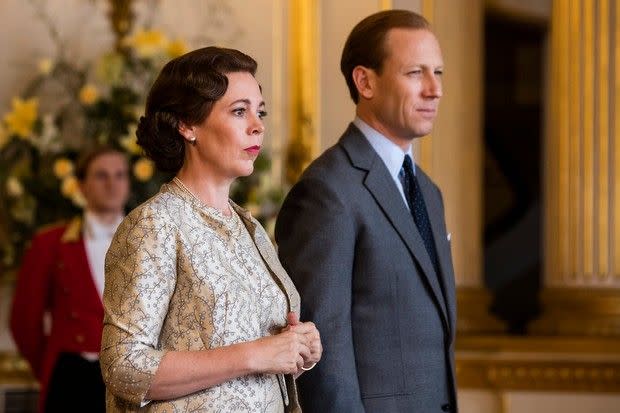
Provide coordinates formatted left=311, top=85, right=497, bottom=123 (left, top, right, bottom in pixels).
left=100, top=181, right=301, bottom=412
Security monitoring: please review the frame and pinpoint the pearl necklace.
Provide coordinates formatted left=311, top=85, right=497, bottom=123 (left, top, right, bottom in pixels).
left=172, top=177, right=233, bottom=217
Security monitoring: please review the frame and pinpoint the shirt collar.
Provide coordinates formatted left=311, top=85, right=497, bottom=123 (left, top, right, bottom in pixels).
left=353, top=117, right=416, bottom=178
left=83, top=210, right=123, bottom=240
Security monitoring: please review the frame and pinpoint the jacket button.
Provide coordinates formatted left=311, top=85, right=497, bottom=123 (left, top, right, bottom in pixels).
left=57, top=262, right=64, bottom=269
left=441, top=403, right=452, bottom=412
left=70, top=311, right=78, bottom=319
left=75, top=334, right=85, bottom=343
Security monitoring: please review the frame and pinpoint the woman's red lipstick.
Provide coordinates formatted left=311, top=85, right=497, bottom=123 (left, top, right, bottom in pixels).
left=244, top=145, right=261, bottom=156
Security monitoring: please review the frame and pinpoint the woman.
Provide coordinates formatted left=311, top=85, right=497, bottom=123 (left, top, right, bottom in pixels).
left=101, top=46, right=321, bottom=412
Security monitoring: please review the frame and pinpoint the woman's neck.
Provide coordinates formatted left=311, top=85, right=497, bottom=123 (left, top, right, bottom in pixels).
left=175, top=167, right=233, bottom=216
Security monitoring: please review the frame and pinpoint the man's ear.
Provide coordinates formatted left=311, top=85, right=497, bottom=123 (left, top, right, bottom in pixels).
left=352, top=66, right=375, bottom=100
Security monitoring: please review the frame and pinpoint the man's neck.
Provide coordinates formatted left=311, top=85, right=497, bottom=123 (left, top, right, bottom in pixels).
left=355, top=107, right=413, bottom=151
left=85, top=208, right=122, bottom=226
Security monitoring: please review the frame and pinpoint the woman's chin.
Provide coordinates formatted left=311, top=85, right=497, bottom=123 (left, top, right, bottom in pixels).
left=234, top=164, right=255, bottom=178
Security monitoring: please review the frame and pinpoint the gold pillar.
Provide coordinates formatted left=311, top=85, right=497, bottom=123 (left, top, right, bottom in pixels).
left=285, top=0, right=320, bottom=185
left=534, top=0, right=620, bottom=336
left=379, top=0, right=392, bottom=11
left=428, top=0, right=503, bottom=333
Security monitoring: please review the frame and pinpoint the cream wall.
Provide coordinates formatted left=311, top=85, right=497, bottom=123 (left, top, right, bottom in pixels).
left=318, top=0, right=372, bottom=148
left=0, top=0, right=112, bottom=111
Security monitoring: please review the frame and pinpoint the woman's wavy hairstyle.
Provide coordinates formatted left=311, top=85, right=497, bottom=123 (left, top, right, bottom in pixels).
left=136, top=46, right=257, bottom=173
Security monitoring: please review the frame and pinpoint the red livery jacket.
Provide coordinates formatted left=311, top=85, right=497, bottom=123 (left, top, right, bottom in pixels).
left=10, top=217, right=103, bottom=412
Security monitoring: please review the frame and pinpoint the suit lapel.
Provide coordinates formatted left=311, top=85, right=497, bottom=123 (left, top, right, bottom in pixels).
left=339, top=124, right=450, bottom=331
left=417, top=172, right=456, bottom=335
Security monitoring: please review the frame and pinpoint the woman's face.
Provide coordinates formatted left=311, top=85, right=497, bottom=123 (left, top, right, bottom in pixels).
left=189, top=71, right=266, bottom=181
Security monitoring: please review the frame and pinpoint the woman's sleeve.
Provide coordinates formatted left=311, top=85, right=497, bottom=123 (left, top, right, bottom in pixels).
left=100, top=206, right=178, bottom=406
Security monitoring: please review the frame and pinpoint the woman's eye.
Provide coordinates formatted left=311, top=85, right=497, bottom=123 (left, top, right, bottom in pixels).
left=258, top=110, right=268, bottom=119
left=232, top=108, right=246, bottom=116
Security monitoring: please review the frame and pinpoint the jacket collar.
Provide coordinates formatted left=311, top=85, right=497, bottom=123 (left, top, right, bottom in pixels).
left=232, top=200, right=301, bottom=315
left=61, top=216, right=82, bottom=243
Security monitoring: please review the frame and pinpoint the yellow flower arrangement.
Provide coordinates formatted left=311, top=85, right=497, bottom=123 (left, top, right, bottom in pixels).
left=79, top=84, right=100, bottom=105
left=95, top=52, right=125, bottom=85
left=120, top=125, right=142, bottom=155
left=38, top=58, right=54, bottom=75
left=166, top=39, right=189, bottom=58
left=133, top=157, right=155, bottom=182
left=6, top=177, right=24, bottom=198
left=4, top=97, right=38, bottom=138
left=124, top=29, right=169, bottom=58
left=0, top=22, right=179, bottom=268
left=53, top=158, right=74, bottom=179
left=60, top=175, right=80, bottom=198
left=0, top=123, right=9, bottom=150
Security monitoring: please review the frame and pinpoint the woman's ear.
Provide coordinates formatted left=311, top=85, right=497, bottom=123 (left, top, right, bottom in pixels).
left=178, top=122, right=197, bottom=143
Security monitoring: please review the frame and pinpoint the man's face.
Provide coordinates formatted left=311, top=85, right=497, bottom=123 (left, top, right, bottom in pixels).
left=366, top=28, right=444, bottom=144
left=80, top=152, right=130, bottom=214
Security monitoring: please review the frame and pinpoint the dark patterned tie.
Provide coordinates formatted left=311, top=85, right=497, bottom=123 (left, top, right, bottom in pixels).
left=399, top=155, right=439, bottom=273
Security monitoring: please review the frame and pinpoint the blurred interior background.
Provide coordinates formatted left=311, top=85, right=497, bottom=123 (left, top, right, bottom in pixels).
left=0, top=0, right=619, bottom=412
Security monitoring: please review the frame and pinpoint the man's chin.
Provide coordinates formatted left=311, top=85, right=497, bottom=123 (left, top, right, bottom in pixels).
left=412, top=125, right=435, bottom=138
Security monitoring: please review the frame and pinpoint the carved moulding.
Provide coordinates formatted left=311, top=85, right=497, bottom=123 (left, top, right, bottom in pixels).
left=456, top=335, right=620, bottom=392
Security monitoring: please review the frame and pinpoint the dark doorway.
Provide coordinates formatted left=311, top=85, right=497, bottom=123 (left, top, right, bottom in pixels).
left=483, top=11, right=548, bottom=334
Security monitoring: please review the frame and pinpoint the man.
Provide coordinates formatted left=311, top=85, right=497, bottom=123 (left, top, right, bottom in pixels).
left=275, top=10, right=457, bottom=413
left=11, top=147, right=130, bottom=413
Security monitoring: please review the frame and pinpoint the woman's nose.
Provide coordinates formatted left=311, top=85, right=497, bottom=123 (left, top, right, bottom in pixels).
left=249, top=114, right=265, bottom=135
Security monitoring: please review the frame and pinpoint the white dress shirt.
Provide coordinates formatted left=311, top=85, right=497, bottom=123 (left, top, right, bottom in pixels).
left=353, top=116, right=416, bottom=209
left=83, top=210, right=123, bottom=299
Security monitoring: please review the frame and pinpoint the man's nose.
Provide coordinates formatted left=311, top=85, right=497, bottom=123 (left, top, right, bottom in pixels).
left=424, top=74, right=442, bottom=98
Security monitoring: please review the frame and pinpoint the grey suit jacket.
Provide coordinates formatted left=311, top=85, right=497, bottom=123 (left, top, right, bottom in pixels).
left=275, top=124, right=457, bottom=413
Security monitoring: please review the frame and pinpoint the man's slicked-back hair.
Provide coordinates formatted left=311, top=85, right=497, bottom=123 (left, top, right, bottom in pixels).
left=340, top=10, right=431, bottom=103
